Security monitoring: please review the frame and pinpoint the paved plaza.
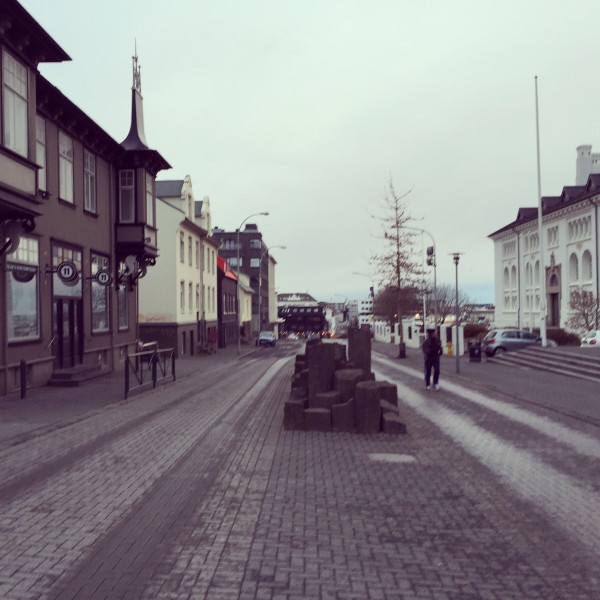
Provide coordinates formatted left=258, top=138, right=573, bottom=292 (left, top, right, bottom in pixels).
left=0, top=340, right=598, bottom=599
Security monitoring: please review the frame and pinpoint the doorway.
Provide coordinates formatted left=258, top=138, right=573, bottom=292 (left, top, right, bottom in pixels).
left=53, top=299, right=83, bottom=369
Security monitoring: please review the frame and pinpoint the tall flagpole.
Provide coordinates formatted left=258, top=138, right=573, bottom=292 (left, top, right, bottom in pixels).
left=535, top=76, right=547, bottom=346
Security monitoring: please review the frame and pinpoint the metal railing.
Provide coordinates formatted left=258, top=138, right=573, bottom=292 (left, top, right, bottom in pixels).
left=124, top=347, right=176, bottom=399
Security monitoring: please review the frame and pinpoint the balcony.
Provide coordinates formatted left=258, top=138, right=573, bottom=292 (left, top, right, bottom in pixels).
left=115, top=223, right=158, bottom=259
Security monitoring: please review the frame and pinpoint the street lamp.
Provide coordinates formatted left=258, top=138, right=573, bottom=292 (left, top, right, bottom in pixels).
left=451, top=252, right=463, bottom=373
left=404, top=226, right=437, bottom=328
left=352, top=271, right=375, bottom=329
left=258, top=245, right=286, bottom=333
left=236, top=212, right=269, bottom=354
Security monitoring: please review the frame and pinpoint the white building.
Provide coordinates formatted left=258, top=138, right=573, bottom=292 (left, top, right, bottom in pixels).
left=138, top=176, right=218, bottom=355
left=489, top=146, right=600, bottom=331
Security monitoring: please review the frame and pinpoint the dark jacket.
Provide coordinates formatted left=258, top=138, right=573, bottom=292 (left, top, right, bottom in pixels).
left=422, top=335, right=442, bottom=360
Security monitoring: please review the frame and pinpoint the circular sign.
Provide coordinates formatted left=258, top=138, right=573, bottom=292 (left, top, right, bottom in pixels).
left=95, top=269, right=112, bottom=286
left=57, top=261, right=78, bottom=283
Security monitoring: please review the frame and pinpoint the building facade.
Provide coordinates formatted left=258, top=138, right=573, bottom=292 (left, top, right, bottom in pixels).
left=212, top=223, right=276, bottom=335
left=138, top=177, right=218, bottom=356
left=0, top=1, right=169, bottom=395
left=490, top=145, right=600, bottom=331
left=277, top=293, right=327, bottom=335
left=216, top=256, right=237, bottom=347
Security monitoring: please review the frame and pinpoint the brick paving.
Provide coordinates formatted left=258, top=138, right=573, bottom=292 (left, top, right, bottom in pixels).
left=0, top=341, right=598, bottom=598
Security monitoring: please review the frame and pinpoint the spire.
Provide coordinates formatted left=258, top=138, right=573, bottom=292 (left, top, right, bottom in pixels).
left=121, top=45, right=149, bottom=151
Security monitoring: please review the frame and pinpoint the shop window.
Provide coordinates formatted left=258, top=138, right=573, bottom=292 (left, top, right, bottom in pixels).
left=91, top=254, right=110, bottom=332
left=6, top=237, right=39, bottom=341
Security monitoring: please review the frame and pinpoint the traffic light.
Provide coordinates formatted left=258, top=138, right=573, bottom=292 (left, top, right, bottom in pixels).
left=426, top=245, right=435, bottom=266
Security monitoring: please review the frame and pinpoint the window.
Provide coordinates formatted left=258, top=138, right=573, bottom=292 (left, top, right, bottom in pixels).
left=188, top=236, right=192, bottom=265
left=196, top=284, right=200, bottom=311
left=59, top=131, right=74, bottom=202
left=52, top=244, right=82, bottom=298
left=188, top=282, right=193, bottom=312
left=84, top=150, right=97, bottom=213
left=230, top=257, right=241, bottom=268
left=91, top=254, right=110, bottom=332
left=118, top=277, right=129, bottom=330
left=36, top=117, right=46, bottom=191
left=6, top=237, right=39, bottom=341
left=249, top=239, right=261, bottom=249
left=2, top=51, right=28, bottom=157
left=119, top=170, right=135, bottom=222
left=180, top=281, right=185, bottom=311
left=180, top=232, right=184, bottom=263
left=195, top=241, right=199, bottom=268
left=250, top=258, right=260, bottom=268
left=145, top=172, right=154, bottom=227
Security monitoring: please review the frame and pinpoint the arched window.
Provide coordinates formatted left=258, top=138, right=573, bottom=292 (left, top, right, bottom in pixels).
left=510, top=266, right=517, bottom=290
left=503, top=267, right=510, bottom=290
left=582, top=250, right=593, bottom=281
left=569, top=253, right=579, bottom=283
left=534, top=261, right=540, bottom=286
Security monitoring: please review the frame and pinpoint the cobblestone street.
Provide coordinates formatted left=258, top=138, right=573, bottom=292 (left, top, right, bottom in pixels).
left=0, top=344, right=598, bottom=599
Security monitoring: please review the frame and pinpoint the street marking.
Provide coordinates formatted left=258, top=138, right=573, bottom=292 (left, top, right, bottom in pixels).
left=372, top=365, right=600, bottom=555
left=368, top=453, right=417, bottom=464
left=373, top=354, right=600, bottom=459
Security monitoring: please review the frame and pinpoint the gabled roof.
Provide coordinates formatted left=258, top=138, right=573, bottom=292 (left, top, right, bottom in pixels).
left=489, top=171, right=600, bottom=238
left=156, top=180, right=184, bottom=198
left=217, top=256, right=237, bottom=280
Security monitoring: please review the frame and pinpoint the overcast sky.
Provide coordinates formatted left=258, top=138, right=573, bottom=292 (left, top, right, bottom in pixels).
left=19, top=0, right=600, bottom=303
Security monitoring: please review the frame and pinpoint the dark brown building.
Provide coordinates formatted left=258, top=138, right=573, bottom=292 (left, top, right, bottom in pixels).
left=212, top=223, right=270, bottom=335
left=216, top=256, right=237, bottom=347
left=0, top=0, right=169, bottom=395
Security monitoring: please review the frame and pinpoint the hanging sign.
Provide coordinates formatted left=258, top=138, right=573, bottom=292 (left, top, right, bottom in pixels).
left=95, top=268, right=112, bottom=286
left=57, top=260, right=79, bottom=285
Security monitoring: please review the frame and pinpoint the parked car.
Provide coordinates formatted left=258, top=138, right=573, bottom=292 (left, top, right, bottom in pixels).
left=257, top=330, right=276, bottom=347
left=482, top=328, right=556, bottom=356
left=580, top=330, right=600, bottom=347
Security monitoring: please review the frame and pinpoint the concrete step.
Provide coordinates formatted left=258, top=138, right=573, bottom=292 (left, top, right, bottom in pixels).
left=47, top=364, right=105, bottom=387
left=488, top=346, right=600, bottom=383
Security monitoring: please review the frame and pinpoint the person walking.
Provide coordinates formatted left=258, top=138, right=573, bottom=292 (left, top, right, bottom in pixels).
left=422, top=328, right=443, bottom=390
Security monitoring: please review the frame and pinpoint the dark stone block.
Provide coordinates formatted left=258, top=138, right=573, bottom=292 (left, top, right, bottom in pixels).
left=378, top=381, right=398, bottom=406
left=334, top=368, right=371, bottom=403
left=381, top=412, right=407, bottom=434
left=311, top=390, right=343, bottom=410
left=290, top=387, right=308, bottom=403
left=303, top=408, right=331, bottom=431
left=283, top=401, right=305, bottom=430
left=332, top=398, right=355, bottom=432
left=308, top=343, right=337, bottom=403
left=379, top=399, right=397, bottom=415
left=348, top=327, right=371, bottom=373
left=354, top=380, right=381, bottom=434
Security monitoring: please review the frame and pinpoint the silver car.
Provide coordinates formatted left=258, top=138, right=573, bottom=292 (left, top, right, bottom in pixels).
left=482, top=328, right=552, bottom=356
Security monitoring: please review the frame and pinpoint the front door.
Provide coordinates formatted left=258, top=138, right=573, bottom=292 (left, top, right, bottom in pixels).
left=53, top=299, right=83, bottom=369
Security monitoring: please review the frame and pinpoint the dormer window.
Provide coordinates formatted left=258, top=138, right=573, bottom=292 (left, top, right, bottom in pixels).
left=145, top=172, right=154, bottom=227
left=2, top=51, right=28, bottom=157
left=119, top=169, right=135, bottom=222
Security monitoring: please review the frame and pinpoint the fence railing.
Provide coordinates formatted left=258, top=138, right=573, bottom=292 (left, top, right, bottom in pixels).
left=124, top=347, right=176, bottom=399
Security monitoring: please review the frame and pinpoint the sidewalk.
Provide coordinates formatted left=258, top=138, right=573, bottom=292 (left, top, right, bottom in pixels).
left=0, top=342, right=257, bottom=445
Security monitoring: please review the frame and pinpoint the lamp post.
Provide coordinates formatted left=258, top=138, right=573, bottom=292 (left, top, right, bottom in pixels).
left=352, top=271, right=375, bottom=329
left=236, top=212, right=269, bottom=354
left=258, top=244, right=286, bottom=333
left=452, top=253, right=463, bottom=373
left=404, top=226, right=437, bottom=328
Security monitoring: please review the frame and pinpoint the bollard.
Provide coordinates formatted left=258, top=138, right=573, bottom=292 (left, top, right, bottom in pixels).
left=20, top=359, right=26, bottom=399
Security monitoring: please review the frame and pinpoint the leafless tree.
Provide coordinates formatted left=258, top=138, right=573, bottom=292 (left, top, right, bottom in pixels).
left=373, top=284, right=421, bottom=326
left=370, top=178, right=422, bottom=354
left=567, top=289, right=599, bottom=331
left=426, top=284, right=470, bottom=324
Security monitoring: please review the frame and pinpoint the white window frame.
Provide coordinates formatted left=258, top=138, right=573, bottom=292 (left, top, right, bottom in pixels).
left=84, top=149, right=97, bottom=213
left=36, top=116, right=46, bottom=191
left=119, top=169, right=135, bottom=223
left=2, top=51, right=28, bottom=157
left=145, top=172, right=154, bottom=227
left=59, top=131, right=74, bottom=203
